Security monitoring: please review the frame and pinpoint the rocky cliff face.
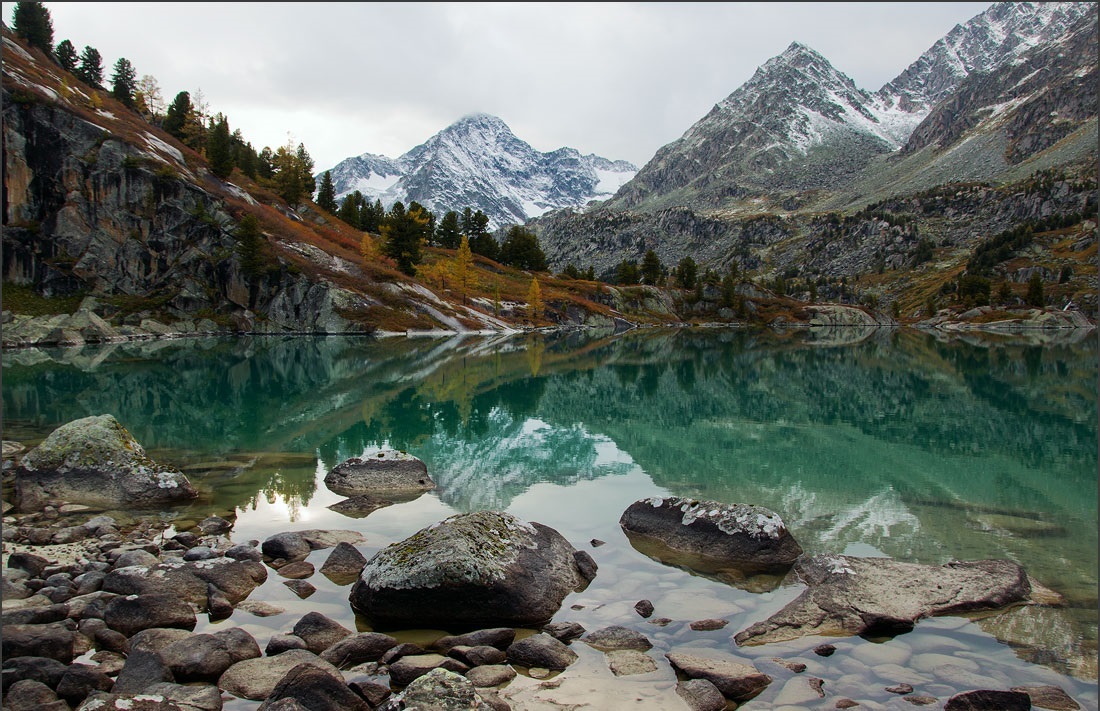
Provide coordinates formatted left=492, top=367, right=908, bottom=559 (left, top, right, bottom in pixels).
left=1, top=85, right=373, bottom=334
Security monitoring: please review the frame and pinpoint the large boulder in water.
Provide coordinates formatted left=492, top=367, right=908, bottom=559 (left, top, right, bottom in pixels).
left=349, top=510, right=596, bottom=628
left=323, top=450, right=435, bottom=499
left=13, top=415, right=197, bottom=511
left=734, top=555, right=1036, bottom=646
left=619, top=497, right=802, bottom=588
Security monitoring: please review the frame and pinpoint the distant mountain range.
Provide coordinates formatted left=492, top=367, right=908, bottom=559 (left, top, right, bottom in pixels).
left=317, top=113, right=637, bottom=230
left=530, top=0, right=1097, bottom=287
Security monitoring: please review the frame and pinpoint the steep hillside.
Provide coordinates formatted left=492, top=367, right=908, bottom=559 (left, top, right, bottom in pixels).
left=0, top=31, right=656, bottom=345
left=319, top=113, right=637, bottom=230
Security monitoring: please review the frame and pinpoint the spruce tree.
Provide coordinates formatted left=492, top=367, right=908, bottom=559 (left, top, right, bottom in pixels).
left=76, top=46, right=103, bottom=88
left=206, top=114, right=234, bottom=179
left=55, top=39, right=77, bottom=72
left=641, top=250, right=662, bottom=285
left=109, top=57, right=137, bottom=108
left=1026, top=273, right=1045, bottom=307
left=163, top=91, right=191, bottom=140
left=380, top=202, right=430, bottom=275
left=12, top=2, right=54, bottom=57
left=499, top=225, right=547, bottom=271
left=316, top=171, right=337, bottom=214
left=436, top=210, right=461, bottom=249
left=337, top=192, right=362, bottom=228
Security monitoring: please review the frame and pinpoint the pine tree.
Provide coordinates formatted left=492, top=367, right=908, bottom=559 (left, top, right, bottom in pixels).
left=55, top=39, right=77, bottom=72
left=1026, top=273, right=1045, bottom=307
left=235, top=214, right=268, bottom=278
left=12, top=2, right=53, bottom=56
left=641, top=250, right=662, bottom=285
left=526, top=277, right=543, bottom=323
left=206, top=114, right=234, bottom=179
left=380, top=202, right=430, bottom=275
left=163, top=91, right=191, bottom=139
left=76, top=46, right=103, bottom=89
left=337, top=191, right=362, bottom=228
left=499, top=225, right=547, bottom=271
left=675, top=256, right=698, bottom=290
left=316, top=171, right=337, bottom=214
left=615, top=260, right=641, bottom=285
left=436, top=210, right=461, bottom=249
left=361, top=199, right=384, bottom=233
left=109, top=57, right=137, bottom=107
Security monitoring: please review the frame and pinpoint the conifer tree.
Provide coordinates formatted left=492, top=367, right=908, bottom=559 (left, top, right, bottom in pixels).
left=316, top=171, right=337, bottom=214
left=110, top=58, right=137, bottom=108
left=499, top=225, right=547, bottom=271
left=674, top=256, right=698, bottom=289
left=76, top=45, right=104, bottom=88
left=380, top=202, right=430, bottom=275
left=641, top=249, right=662, bottom=285
left=163, top=91, right=192, bottom=139
left=206, top=114, right=234, bottom=179
left=1026, top=273, right=1045, bottom=307
left=337, top=191, right=362, bottom=228
left=436, top=210, right=461, bottom=249
left=55, top=39, right=77, bottom=72
left=12, top=2, right=53, bottom=56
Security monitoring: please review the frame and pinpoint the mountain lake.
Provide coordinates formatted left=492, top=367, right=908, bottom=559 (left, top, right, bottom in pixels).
left=2, top=326, right=1096, bottom=709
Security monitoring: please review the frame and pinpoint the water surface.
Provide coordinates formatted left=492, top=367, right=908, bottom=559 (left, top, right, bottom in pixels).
left=3, top=327, right=1096, bottom=708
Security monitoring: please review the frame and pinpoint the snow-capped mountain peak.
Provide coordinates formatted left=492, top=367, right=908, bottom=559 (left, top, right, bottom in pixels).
left=319, top=114, right=637, bottom=230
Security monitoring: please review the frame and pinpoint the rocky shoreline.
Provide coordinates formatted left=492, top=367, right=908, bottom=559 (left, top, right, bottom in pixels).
left=2, top=421, right=1088, bottom=710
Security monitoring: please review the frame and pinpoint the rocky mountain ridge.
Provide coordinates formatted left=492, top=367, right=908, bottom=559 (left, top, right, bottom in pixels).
left=319, top=113, right=637, bottom=230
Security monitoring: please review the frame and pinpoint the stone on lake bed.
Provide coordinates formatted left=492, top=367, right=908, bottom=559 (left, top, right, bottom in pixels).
left=734, top=555, right=1037, bottom=646
left=349, top=510, right=596, bottom=628
left=323, top=450, right=436, bottom=499
left=619, top=497, right=802, bottom=587
left=13, top=415, right=198, bottom=512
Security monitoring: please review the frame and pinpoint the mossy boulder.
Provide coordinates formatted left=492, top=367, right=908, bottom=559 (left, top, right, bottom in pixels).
left=349, top=511, right=596, bottom=628
left=14, top=415, right=197, bottom=511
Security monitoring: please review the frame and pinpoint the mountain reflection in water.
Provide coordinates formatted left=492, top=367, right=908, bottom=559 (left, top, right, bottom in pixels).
left=3, top=326, right=1096, bottom=684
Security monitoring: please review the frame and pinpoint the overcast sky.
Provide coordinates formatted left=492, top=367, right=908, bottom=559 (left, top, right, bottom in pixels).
left=18, top=2, right=993, bottom=171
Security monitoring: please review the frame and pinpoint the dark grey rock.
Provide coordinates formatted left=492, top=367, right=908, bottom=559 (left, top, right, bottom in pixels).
left=159, top=628, right=260, bottom=682
left=351, top=511, right=592, bottom=628
left=620, top=496, right=802, bottom=584
left=8, top=551, right=51, bottom=577
left=945, top=689, right=1033, bottom=710
left=219, top=649, right=339, bottom=701
left=380, top=642, right=426, bottom=665
left=111, top=649, right=175, bottom=694
left=318, top=632, right=398, bottom=668
left=506, top=633, right=577, bottom=671
left=182, top=546, right=217, bottom=561
left=387, top=654, right=470, bottom=688
left=319, top=541, right=367, bottom=584
left=102, top=558, right=267, bottom=608
left=284, top=580, right=316, bottom=598
left=1, top=656, right=69, bottom=690
left=434, top=628, right=516, bottom=652
left=4, top=679, right=65, bottom=711
left=2, top=621, right=77, bottom=663
left=257, top=661, right=370, bottom=710
left=2, top=602, right=70, bottom=626
left=206, top=584, right=234, bottom=620
left=93, top=628, right=130, bottom=655
left=1011, top=685, right=1080, bottom=711
left=266, top=633, right=309, bottom=655
left=56, top=662, right=113, bottom=705
left=262, top=532, right=311, bottom=562
left=103, top=593, right=196, bottom=637
left=225, top=543, right=262, bottom=562
left=447, top=644, right=508, bottom=667
left=327, top=495, right=394, bottom=519
left=542, top=621, right=585, bottom=643
left=197, top=516, right=232, bottom=535
left=634, top=599, right=655, bottom=618
left=292, top=611, right=353, bottom=654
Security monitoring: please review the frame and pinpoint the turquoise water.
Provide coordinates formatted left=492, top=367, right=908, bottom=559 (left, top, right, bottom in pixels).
left=3, top=327, right=1097, bottom=707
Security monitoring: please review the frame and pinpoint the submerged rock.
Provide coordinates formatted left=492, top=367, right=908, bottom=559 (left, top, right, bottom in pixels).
left=350, top=510, right=595, bottom=628
left=665, top=652, right=772, bottom=702
left=324, top=450, right=436, bottom=499
left=734, top=555, right=1035, bottom=646
left=619, top=497, right=802, bottom=588
left=13, top=415, right=197, bottom=511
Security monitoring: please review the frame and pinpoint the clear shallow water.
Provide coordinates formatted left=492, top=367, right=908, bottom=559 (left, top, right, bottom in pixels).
left=3, top=327, right=1097, bottom=709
